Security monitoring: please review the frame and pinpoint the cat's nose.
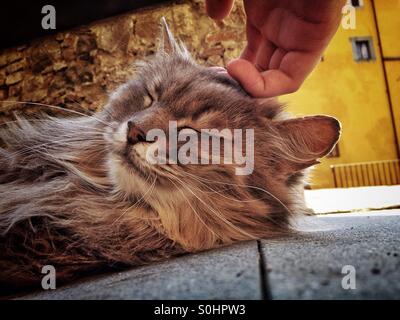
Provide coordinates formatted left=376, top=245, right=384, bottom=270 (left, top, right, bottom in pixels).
left=127, top=121, right=146, bottom=145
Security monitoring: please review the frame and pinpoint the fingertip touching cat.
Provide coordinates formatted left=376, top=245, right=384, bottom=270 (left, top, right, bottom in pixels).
left=0, top=18, right=341, bottom=293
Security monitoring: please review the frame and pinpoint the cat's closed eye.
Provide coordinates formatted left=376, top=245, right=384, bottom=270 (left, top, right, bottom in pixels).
left=143, top=93, right=153, bottom=108
left=178, top=126, right=199, bottom=133
left=143, top=87, right=157, bottom=108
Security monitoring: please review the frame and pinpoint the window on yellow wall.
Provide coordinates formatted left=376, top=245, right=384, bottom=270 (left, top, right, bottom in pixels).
left=349, top=0, right=363, bottom=8
left=350, top=37, right=375, bottom=61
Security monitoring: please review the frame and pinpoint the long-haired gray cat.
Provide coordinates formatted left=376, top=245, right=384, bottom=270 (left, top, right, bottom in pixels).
left=0, top=19, right=340, bottom=292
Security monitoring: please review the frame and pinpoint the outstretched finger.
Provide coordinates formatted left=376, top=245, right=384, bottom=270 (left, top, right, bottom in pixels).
left=227, top=58, right=303, bottom=98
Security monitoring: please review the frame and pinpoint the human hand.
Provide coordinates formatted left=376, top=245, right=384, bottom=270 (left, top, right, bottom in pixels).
left=206, top=0, right=346, bottom=97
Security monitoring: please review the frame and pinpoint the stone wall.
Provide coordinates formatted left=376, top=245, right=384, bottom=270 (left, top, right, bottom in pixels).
left=0, top=0, right=246, bottom=122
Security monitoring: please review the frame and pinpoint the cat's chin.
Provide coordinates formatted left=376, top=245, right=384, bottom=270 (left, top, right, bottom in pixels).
left=107, top=152, right=157, bottom=197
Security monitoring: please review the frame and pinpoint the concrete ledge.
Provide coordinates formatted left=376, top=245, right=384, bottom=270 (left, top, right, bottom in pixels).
left=262, top=210, right=400, bottom=299
left=21, top=241, right=262, bottom=300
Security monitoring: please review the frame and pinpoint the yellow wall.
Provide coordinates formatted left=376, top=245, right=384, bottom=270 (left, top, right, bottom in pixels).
left=385, top=61, right=400, bottom=150
left=375, top=0, right=400, bottom=161
left=374, top=0, right=400, bottom=57
left=279, top=0, right=399, bottom=189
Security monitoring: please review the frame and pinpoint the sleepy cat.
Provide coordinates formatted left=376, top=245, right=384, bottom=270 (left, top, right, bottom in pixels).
left=0, top=19, right=340, bottom=293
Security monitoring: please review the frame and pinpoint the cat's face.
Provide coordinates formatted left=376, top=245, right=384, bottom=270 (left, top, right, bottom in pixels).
left=102, top=19, right=340, bottom=249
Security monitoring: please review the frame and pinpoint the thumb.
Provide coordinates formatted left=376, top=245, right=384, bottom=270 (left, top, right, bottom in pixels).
left=205, top=0, right=235, bottom=20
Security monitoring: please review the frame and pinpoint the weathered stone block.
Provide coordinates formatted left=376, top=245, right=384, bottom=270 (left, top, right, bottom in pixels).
left=0, top=68, right=6, bottom=86
left=0, top=0, right=246, bottom=122
left=5, top=72, right=23, bottom=85
left=0, top=88, right=8, bottom=100
left=8, top=83, right=22, bottom=97
left=5, top=59, right=25, bottom=74
left=53, top=61, right=68, bottom=71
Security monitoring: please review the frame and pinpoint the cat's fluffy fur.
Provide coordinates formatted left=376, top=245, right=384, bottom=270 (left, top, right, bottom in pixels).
left=0, top=20, right=340, bottom=293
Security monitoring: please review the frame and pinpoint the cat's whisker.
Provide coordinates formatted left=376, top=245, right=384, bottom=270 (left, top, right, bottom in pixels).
left=177, top=170, right=295, bottom=217
left=0, top=101, right=111, bottom=128
left=2, top=137, right=106, bottom=158
left=149, top=161, right=271, bottom=205
left=0, top=119, right=56, bottom=128
left=176, top=170, right=260, bottom=203
left=165, top=176, right=219, bottom=240
left=169, top=173, right=257, bottom=240
left=144, top=164, right=262, bottom=209
left=0, top=120, right=107, bottom=137
left=67, top=97, right=101, bottom=115
left=181, top=175, right=292, bottom=231
left=0, top=100, right=97, bottom=116
left=112, top=173, right=157, bottom=224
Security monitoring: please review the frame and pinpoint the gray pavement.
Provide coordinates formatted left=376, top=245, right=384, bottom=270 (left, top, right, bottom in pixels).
left=263, top=210, right=400, bottom=299
left=21, top=240, right=263, bottom=300
left=20, top=210, right=400, bottom=300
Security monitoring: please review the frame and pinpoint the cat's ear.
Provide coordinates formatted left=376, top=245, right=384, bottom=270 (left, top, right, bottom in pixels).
left=274, top=115, right=341, bottom=173
left=158, top=17, right=190, bottom=58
